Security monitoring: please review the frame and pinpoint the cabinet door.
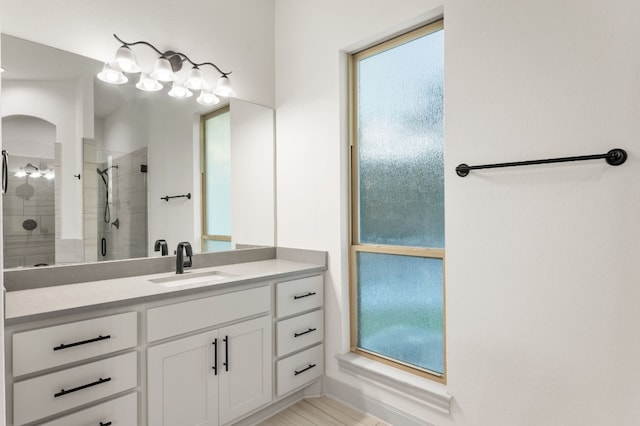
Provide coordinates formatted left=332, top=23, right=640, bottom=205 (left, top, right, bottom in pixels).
left=148, top=331, right=219, bottom=426
left=218, top=316, right=272, bottom=424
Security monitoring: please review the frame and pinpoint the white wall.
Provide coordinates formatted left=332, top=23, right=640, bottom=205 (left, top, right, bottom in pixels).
left=1, top=80, right=83, bottom=239
left=102, top=98, right=150, bottom=156
left=146, top=100, right=198, bottom=252
left=230, top=98, right=275, bottom=248
left=275, top=0, right=640, bottom=425
left=2, top=115, right=55, bottom=159
left=0, top=0, right=275, bottom=108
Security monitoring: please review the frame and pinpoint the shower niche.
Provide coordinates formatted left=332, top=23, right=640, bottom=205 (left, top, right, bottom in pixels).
left=83, top=138, right=148, bottom=262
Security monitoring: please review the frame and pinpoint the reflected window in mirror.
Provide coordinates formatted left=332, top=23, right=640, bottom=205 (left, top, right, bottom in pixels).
left=201, top=106, right=232, bottom=252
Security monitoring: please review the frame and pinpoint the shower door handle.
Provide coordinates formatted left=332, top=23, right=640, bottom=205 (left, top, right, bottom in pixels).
left=2, top=150, right=8, bottom=194
left=101, top=238, right=107, bottom=257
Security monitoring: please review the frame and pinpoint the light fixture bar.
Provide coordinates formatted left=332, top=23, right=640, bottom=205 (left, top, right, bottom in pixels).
left=101, top=34, right=235, bottom=102
left=112, top=34, right=231, bottom=77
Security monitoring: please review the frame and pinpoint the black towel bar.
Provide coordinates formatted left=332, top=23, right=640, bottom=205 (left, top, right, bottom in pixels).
left=456, top=148, right=627, bottom=177
left=161, top=193, right=191, bottom=201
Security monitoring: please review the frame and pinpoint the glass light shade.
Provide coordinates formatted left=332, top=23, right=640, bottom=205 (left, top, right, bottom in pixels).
left=14, top=170, right=26, bottom=177
left=184, top=67, right=205, bottom=90
left=213, top=75, right=235, bottom=97
left=168, top=81, right=193, bottom=99
left=136, top=73, right=163, bottom=92
left=44, top=170, right=55, bottom=180
left=97, top=63, right=128, bottom=84
left=111, top=46, right=141, bottom=73
left=22, top=163, right=41, bottom=178
left=197, top=89, right=220, bottom=106
left=149, top=57, right=178, bottom=82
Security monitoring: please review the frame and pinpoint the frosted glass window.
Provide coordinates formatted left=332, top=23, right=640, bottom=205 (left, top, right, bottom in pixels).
left=350, top=21, right=445, bottom=380
left=357, top=252, right=444, bottom=374
left=204, top=240, right=232, bottom=252
left=357, top=28, right=444, bottom=249
left=203, top=109, right=231, bottom=252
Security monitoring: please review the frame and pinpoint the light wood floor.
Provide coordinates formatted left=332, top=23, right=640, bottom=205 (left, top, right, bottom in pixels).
left=257, top=396, right=389, bottom=426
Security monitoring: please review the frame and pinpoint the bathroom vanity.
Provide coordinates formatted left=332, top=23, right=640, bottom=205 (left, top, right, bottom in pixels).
left=3, top=248, right=326, bottom=426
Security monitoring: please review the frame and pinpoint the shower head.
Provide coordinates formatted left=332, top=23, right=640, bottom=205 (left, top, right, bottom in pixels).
left=97, top=165, right=119, bottom=176
left=97, top=167, right=108, bottom=185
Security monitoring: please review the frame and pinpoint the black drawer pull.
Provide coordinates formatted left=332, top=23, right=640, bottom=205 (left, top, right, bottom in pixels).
left=294, top=363, right=316, bottom=376
left=212, top=338, right=218, bottom=375
left=100, top=422, right=112, bottom=426
left=294, top=328, right=317, bottom=338
left=54, top=377, right=111, bottom=398
left=293, top=291, right=316, bottom=300
left=223, top=336, right=229, bottom=372
left=53, top=335, right=111, bottom=351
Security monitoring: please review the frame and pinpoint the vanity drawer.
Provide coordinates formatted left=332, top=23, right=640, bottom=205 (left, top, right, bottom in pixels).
left=13, top=351, right=138, bottom=426
left=12, top=311, right=138, bottom=377
left=38, top=392, right=137, bottom=426
left=276, top=275, right=323, bottom=318
left=147, top=286, right=270, bottom=342
left=277, top=309, right=323, bottom=356
left=276, top=344, right=323, bottom=396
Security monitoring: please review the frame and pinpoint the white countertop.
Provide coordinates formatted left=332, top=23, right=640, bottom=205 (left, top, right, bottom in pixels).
left=5, top=259, right=325, bottom=323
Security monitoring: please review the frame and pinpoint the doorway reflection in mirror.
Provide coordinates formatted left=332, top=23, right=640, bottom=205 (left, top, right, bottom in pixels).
left=2, top=115, right=57, bottom=268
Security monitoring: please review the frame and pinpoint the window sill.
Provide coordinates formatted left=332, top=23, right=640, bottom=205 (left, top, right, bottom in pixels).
left=335, top=352, right=452, bottom=414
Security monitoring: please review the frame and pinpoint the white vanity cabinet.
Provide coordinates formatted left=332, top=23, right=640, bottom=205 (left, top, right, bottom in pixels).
left=274, top=275, right=325, bottom=396
left=8, top=312, right=139, bottom=426
left=12, top=311, right=138, bottom=376
left=38, top=392, right=138, bottom=426
left=5, top=260, right=326, bottom=426
left=147, top=287, right=272, bottom=426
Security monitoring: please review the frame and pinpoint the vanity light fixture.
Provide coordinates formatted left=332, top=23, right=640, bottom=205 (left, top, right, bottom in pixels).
left=136, top=73, right=163, bottom=92
left=99, top=34, right=235, bottom=104
left=196, top=89, right=220, bottom=106
left=112, top=45, right=141, bottom=73
left=15, top=163, right=42, bottom=178
left=184, top=66, right=206, bottom=90
left=168, top=81, right=193, bottom=99
left=97, top=63, right=128, bottom=84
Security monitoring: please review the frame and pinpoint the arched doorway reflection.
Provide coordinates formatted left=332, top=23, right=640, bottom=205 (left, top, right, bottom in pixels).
left=2, top=115, right=57, bottom=268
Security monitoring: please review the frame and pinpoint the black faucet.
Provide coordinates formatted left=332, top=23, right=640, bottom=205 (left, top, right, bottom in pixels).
left=154, top=239, right=168, bottom=256
left=176, top=242, right=193, bottom=274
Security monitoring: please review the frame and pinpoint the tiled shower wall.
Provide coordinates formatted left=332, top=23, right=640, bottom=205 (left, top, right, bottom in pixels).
left=2, top=154, right=55, bottom=268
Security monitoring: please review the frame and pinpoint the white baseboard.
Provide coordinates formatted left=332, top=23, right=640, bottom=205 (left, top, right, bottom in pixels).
left=324, top=375, right=435, bottom=426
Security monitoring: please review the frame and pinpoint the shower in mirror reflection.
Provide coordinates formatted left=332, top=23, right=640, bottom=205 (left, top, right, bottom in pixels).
left=83, top=137, right=148, bottom=263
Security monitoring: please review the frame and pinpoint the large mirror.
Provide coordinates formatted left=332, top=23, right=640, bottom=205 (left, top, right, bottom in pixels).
left=1, top=34, right=275, bottom=269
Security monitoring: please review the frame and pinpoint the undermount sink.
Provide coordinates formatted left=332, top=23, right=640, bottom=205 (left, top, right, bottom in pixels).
left=149, top=270, right=239, bottom=287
